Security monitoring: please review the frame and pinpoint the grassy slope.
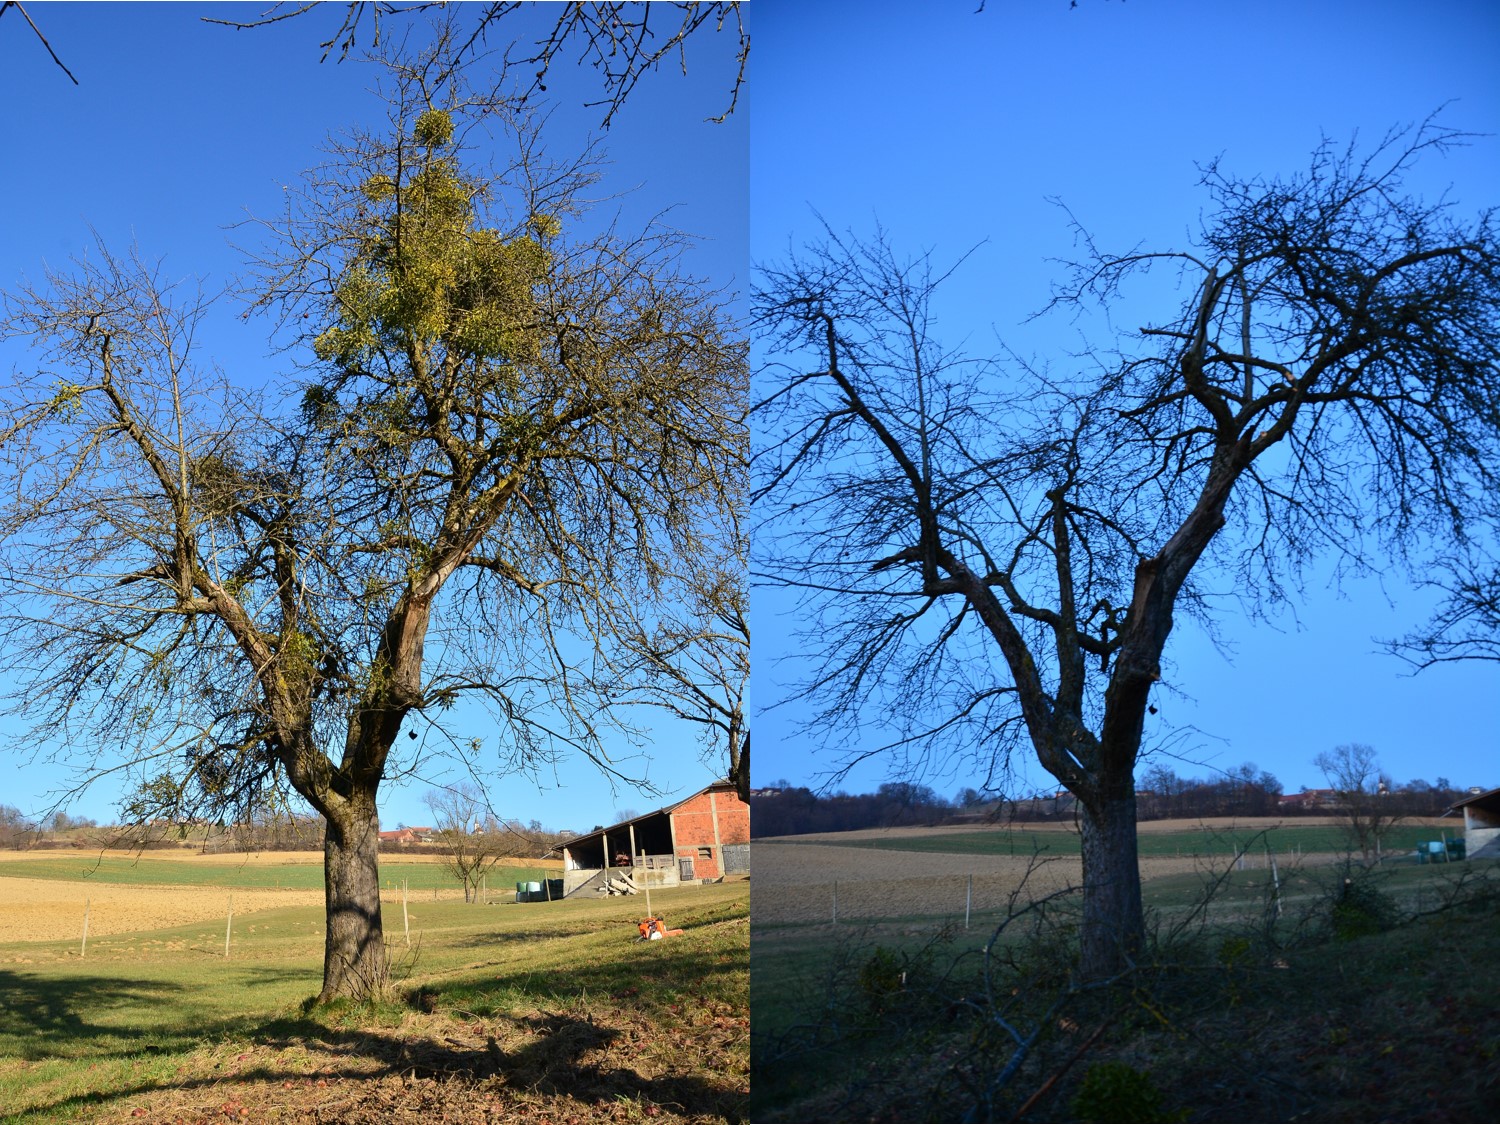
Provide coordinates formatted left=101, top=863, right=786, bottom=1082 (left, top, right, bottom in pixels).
left=751, top=849, right=1500, bottom=1123
left=1, top=878, right=748, bottom=1123
left=792, top=822, right=1452, bottom=858
left=0, top=855, right=556, bottom=892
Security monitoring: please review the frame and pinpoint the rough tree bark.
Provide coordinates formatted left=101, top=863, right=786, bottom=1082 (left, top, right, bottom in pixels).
left=321, top=803, right=386, bottom=1002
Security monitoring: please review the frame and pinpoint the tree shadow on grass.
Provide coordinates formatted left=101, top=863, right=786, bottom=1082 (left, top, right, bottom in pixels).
left=6, top=923, right=747, bottom=1122
left=235, top=964, right=320, bottom=988
left=23, top=1003, right=745, bottom=1123
left=440, top=925, right=598, bottom=950
left=280, top=1010, right=738, bottom=1116
left=0, top=969, right=195, bottom=1061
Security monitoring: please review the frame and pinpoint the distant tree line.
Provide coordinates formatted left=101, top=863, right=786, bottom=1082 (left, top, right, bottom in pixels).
left=750, top=782, right=960, bottom=839
left=0, top=805, right=101, bottom=849
left=751, top=766, right=1480, bottom=839
left=1136, top=763, right=1284, bottom=820
left=207, top=811, right=572, bottom=859
left=0, top=804, right=573, bottom=858
left=1323, top=776, right=1474, bottom=819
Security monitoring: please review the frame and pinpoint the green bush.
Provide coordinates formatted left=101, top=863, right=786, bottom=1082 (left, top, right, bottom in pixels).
left=1330, top=876, right=1399, bottom=940
left=858, top=946, right=906, bottom=1015
left=1072, top=1061, right=1176, bottom=1123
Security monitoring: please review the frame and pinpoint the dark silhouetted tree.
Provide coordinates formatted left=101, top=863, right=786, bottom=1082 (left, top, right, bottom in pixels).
left=754, top=117, right=1500, bottom=976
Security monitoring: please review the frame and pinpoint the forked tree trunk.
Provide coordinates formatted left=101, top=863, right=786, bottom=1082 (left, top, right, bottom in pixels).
left=1078, top=792, right=1145, bottom=980
left=318, top=801, right=389, bottom=1003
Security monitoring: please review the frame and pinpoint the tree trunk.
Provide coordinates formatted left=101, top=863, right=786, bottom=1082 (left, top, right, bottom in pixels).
left=318, top=802, right=389, bottom=1003
left=1078, top=792, right=1144, bottom=979
left=732, top=728, right=749, bottom=804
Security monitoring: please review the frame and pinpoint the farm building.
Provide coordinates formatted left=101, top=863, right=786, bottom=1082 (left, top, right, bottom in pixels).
left=379, top=826, right=436, bottom=845
left=1277, top=788, right=1340, bottom=810
left=1446, top=786, right=1500, bottom=860
left=552, top=780, right=750, bottom=898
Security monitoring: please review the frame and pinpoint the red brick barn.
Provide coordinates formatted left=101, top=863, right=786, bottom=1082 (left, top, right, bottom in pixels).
left=555, top=780, right=750, bottom=897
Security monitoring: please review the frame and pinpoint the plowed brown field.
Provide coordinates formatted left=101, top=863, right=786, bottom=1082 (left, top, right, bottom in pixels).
left=752, top=839, right=1216, bottom=925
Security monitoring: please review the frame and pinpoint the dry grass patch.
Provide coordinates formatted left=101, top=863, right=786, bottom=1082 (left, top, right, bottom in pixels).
left=752, top=840, right=1225, bottom=926
left=0, top=877, right=324, bottom=944
left=91, top=992, right=749, bottom=1125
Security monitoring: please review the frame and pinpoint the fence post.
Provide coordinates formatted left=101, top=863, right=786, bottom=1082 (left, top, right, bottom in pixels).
left=965, top=874, right=973, bottom=930
left=1267, top=843, right=1282, bottom=919
left=832, top=880, right=838, bottom=925
left=403, top=878, right=410, bottom=947
left=80, top=899, right=90, bottom=959
left=224, top=895, right=233, bottom=959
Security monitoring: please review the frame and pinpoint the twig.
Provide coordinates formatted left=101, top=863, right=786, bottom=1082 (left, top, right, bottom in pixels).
left=6, top=1, right=80, bottom=84
left=1009, top=1017, right=1113, bottom=1121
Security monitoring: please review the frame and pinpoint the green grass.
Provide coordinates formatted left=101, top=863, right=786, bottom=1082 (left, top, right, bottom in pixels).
left=750, top=857, right=1500, bottom=1123
left=803, top=822, right=1450, bottom=859
left=0, top=878, right=748, bottom=1123
left=0, top=854, right=556, bottom=893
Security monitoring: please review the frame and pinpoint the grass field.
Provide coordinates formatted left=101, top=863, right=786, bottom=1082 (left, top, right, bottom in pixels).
left=750, top=819, right=1500, bottom=1122
left=0, top=849, right=560, bottom=889
left=0, top=851, right=566, bottom=944
left=0, top=852, right=748, bottom=1124
left=781, top=820, right=1452, bottom=859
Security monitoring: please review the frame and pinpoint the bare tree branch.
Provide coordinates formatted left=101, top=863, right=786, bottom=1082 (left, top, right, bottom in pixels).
left=2, top=1, right=80, bottom=84
left=203, top=2, right=749, bottom=128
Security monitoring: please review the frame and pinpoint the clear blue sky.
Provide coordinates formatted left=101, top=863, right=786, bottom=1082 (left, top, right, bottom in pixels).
left=750, top=0, right=1500, bottom=800
left=0, top=3, right=747, bottom=833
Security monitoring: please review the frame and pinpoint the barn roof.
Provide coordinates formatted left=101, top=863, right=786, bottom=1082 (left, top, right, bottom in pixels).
left=1444, top=785, right=1500, bottom=817
left=552, top=779, right=740, bottom=852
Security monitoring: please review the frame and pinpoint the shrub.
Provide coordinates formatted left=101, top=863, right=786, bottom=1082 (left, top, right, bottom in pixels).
left=1072, top=1061, right=1176, bottom=1123
left=1330, top=876, right=1399, bottom=941
left=858, top=947, right=906, bottom=1015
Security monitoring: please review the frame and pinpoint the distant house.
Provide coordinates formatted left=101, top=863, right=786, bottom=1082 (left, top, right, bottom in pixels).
left=379, top=826, right=436, bottom=845
left=1445, top=786, right=1500, bottom=860
left=1278, top=788, right=1340, bottom=810
left=550, top=780, right=750, bottom=898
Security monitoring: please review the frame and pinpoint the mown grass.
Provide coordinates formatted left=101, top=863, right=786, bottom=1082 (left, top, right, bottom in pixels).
left=0, top=854, right=557, bottom=894
left=751, top=857, right=1500, bottom=1122
left=0, top=878, right=748, bottom=1123
left=806, top=822, right=1450, bottom=859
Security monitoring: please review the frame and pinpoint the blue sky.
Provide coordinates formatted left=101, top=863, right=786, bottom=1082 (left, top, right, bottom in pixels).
left=0, top=3, right=747, bottom=832
left=750, top=0, right=1500, bottom=799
